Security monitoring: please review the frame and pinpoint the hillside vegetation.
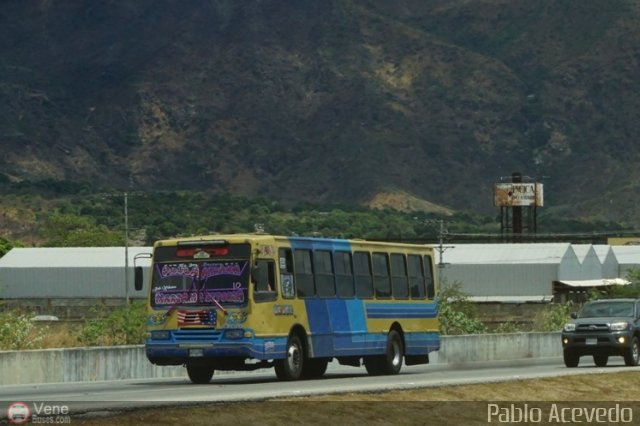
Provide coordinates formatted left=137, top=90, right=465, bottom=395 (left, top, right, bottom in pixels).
left=1, top=0, right=640, bottom=241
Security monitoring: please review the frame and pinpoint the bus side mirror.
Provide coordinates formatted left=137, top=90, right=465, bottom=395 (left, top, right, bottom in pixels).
left=134, top=266, right=144, bottom=291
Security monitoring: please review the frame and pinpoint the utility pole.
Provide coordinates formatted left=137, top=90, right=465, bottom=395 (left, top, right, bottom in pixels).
left=123, top=190, right=145, bottom=303
left=512, top=172, right=523, bottom=235
left=97, top=189, right=143, bottom=305
left=427, top=219, right=452, bottom=287
left=124, top=192, right=129, bottom=304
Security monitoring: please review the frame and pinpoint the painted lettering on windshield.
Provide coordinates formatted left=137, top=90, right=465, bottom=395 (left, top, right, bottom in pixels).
left=154, top=289, right=245, bottom=305
left=159, top=262, right=247, bottom=280
left=152, top=260, right=248, bottom=306
left=200, top=262, right=247, bottom=279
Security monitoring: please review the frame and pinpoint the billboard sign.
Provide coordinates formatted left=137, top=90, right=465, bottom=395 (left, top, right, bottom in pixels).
left=494, top=183, right=543, bottom=207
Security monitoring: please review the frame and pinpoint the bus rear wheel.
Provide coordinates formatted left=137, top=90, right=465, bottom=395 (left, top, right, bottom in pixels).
left=301, top=358, right=329, bottom=379
left=364, top=356, right=383, bottom=375
left=381, top=330, right=404, bottom=375
left=186, top=364, right=214, bottom=384
left=365, top=330, right=404, bottom=376
left=275, top=334, right=304, bottom=381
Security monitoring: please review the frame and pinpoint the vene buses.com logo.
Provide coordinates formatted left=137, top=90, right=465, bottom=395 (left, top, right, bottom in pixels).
left=7, top=402, right=30, bottom=425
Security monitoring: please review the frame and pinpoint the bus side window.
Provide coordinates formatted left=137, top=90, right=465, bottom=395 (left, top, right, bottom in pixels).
left=279, top=248, right=293, bottom=273
left=390, top=253, right=409, bottom=299
left=314, top=250, right=335, bottom=298
left=279, top=248, right=295, bottom=299
left=254, top=260, right=276, bottom=292
left=354, top=251, right=373, bottom=298
left=294, top=249, right=315, bottom=298
left=408, top=254, right=426, bottom=299
left=424, top=255, right=435, bottom=299
left=253, top=259, right=277, bottom=303
left=334, top=251, right=355, bottom=298
left=372, top=252, right=391, bottom=299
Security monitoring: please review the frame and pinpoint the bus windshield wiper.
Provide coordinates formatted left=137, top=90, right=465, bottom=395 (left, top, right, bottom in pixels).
left=204, top=289, right=228, bottom=315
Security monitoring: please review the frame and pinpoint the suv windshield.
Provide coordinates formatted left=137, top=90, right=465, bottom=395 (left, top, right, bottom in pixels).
left=580, top=301, right=635, bottom=318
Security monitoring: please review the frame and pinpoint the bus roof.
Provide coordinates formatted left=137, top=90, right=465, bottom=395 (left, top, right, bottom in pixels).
left=154, top=234, right=433, bottom=251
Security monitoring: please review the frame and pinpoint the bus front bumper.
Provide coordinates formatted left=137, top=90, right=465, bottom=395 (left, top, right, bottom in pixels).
left=145, top=330, right=287, bottom=364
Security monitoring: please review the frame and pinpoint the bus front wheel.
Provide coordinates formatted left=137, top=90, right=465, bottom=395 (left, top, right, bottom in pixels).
left=275, top=334, right=304, bottom=381
left=186, top=364, right=214, bottom=384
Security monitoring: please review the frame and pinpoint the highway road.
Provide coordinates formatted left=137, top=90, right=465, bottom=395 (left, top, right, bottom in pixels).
left=0, top=357, right=636, bottom=417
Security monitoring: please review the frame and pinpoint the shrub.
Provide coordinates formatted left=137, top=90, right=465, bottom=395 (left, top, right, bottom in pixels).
left=77, top=301, right=147, bottom=346
left=0, top=310, right=48, bottom=350
left=493, top=322, right=522, bottom=334
left=438, top=280, right=486, bottom=335
left=541, top=301, right=575, bottom=332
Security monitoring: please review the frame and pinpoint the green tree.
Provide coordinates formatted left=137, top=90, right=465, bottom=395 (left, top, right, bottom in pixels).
left=42, top=213, right=122, bottom=247
left=0, top=237, right=25, bottom=258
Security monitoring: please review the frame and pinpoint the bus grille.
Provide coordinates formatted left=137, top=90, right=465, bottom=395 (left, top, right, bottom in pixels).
left=172, top=329, right=223, bottom=342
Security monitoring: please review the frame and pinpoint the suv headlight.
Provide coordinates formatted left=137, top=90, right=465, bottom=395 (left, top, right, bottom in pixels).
left=563, top=323, right=576, bottom=332
left=610, top=321, right=629, bottom=331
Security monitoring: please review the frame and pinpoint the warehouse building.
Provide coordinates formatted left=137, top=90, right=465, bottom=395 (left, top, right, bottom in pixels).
left=593, top=245, right=619, bottom=279
left=0, top=247, right=152, bottom=318
left=0, top=243, right=638, bottom=319
left=611, top=245, right=640, bottom=277
left=439, top=243, right=580, bottom=302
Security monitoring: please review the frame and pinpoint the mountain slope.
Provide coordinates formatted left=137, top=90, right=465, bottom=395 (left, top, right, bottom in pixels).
left=1, top=0, right=639, bottom=225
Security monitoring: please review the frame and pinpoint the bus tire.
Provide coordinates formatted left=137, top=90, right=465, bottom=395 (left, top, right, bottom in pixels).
left=275, top=334, right=304, bottom=381
left=186, top=364, right=214, bottom=384
left=364, top=356, right=383, bottom=376
left=301, top=358, right=329, bottom=379
left=381, top=329, right=404, bottom=375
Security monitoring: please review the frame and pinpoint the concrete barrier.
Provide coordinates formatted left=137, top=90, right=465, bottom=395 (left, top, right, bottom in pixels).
left=436, top=332, right=562, bottom=365
left=0, top=332, right=563, bottom=385
left=0, top=346, right=185, bottom=385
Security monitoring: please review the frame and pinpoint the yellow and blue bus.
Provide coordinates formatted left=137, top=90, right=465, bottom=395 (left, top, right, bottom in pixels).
left=136, top=234, right=439, bottom=383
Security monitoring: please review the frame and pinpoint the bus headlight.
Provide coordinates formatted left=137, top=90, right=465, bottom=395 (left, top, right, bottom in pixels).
left=150, top=330, right=170, bottom=340
left=224, top=329, right=245, bottom=339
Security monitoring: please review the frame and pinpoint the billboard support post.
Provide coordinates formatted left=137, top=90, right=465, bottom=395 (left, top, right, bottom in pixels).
left=494, top=173, right=543, bottom=239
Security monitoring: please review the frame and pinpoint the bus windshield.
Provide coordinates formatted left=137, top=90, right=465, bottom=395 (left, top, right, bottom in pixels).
left=150, top=259, right=249, bottom=308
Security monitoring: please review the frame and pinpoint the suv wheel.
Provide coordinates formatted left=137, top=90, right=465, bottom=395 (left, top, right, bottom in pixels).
left=593, top=354, right=608, bottom=367
left=563, top=350, right=579, bottom=368
left=624, top=337, right=640, bottom=366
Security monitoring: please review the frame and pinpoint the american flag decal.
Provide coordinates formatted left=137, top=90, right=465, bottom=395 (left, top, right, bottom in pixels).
left=177, top=310, right=217, bottom=327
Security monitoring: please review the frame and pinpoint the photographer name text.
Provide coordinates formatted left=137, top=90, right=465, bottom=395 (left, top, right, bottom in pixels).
left=487, top=403, right=633, bottom=424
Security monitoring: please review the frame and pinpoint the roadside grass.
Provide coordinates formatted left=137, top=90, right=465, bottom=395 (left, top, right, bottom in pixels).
left=72, top=371, right=640, bottom=425
left=43, top=321, right=85, bottom=348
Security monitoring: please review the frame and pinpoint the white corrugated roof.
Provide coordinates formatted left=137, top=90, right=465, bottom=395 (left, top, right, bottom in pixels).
left=571, top=244, right=594, bottom=262
left=592, top=245, right=614, bottom=262
left=444, top=243, right=573, bottom=264
left=0, top=247, right=153, bottom=268
left=610, top=246, right=640, bottom=263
